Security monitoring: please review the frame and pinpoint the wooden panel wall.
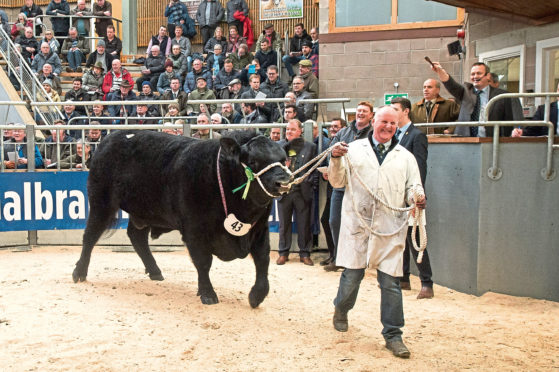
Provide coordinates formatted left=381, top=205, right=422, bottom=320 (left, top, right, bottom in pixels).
left=136, top=0, right=319, bottom=48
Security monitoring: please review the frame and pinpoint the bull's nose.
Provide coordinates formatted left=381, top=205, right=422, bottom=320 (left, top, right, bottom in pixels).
left=277, top=181, right=292, bottom=193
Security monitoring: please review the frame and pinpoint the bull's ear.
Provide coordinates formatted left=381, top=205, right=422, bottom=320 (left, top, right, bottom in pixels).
left=220, top=137, right=241, bottom=160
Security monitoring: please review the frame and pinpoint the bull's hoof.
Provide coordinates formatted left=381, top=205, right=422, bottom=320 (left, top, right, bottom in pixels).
left=72, top=268, right=87, bottom=283
left=200, top=294, right=219, bottom=305
left=249, top=283, right=269, bottom=308
left=197, top=289, right=219, bottom=305
left=149, top=273, right=164, bottom=281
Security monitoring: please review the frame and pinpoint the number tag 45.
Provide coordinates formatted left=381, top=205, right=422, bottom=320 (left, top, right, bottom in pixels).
left=224, top=214, right=252, bottom=236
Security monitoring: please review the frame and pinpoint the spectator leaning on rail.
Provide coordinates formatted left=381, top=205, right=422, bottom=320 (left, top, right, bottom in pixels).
left=220, top=102, right=242, bottom=124
left=196, top=0, right=225, bottom=49
left=61, top=27, right=90, bottom=73
left=431, top=61, right=524, bottom=137
left=192, top=113, right=221, bottom=139
left=2, top=127, right=44, bottom=169
left=71, top=0, right=92, bottom=37
left=410, top=78, right=460, bottom=135
left=59, top=139, right=91, bottom=169
left=282, top=23, right=312, bottom=81
left=92, top=0, right=113, bottom=38
left=103, top=24, right=122, bottom=59
left=20, top=0, right=43, bottom=36
left=85, top=39, right=114, bottom=72
left=328, top=105, right=425, bottom=359
left=512, top=81, right=559, bottom=137
left=32, top=42, right=62, bottom=76
left=40, top=119, right=75, bottom=168
left=45, top=0, right=70, bottom=45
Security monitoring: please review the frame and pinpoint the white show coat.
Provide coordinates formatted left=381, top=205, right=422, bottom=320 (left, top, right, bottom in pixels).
left=328, top=138, right=423, bottom=277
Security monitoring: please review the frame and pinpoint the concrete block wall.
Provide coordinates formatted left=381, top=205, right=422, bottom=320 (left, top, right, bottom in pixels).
left=319, top=37, right=462, bottom=117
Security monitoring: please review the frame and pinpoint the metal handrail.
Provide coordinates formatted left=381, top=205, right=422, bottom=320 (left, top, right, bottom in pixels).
left=414, top=120, right=556, bottom=181
left=34, top=14, right=122, bottom=52
left=0, top=26, right=63, bottom=126
left=483, top=92, right=559, bottom=181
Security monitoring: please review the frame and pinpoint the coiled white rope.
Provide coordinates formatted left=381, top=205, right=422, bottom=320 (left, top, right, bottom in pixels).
left=342, top=146, right=428, bottom=264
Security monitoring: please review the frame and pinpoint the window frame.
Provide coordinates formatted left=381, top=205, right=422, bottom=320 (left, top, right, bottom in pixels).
left=328, top=0, right=464, bottom=33
left=479, top=45, right=525, bottom=105
left=535, top=36, right=559, bottom=105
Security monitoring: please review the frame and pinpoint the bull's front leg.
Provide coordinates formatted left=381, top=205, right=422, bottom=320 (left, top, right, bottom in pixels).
left=248, top=229, right=271, bottom=308
left=187, top=243, right=219, bottom=305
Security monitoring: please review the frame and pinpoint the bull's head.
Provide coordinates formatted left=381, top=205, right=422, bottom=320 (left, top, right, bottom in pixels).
left=220, top=135, right=292, bottom=199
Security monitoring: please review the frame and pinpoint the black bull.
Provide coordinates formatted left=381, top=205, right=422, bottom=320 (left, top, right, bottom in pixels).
left=72, top=130, right=291, bottom=307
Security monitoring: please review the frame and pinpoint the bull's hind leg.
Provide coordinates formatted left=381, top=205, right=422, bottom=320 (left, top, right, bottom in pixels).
left=73, top=206, right=117, bottom=282
left=127, top=223, right=164, bottom=281
left=248, top=228, right=270, bottom=308
left=185, top=240, right=218, bottom=305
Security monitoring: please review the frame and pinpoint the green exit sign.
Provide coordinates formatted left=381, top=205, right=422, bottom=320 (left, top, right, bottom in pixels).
left=384, top=93, right=409, bottom=105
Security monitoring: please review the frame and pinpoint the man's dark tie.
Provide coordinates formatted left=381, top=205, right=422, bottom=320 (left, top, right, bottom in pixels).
left=378, top=143, right=385, bottom=154
left=470, top=90, right=482, bottom=137
left=395, top=129, right=401, bottom=139
left=425, top=100, right=432, bottom=115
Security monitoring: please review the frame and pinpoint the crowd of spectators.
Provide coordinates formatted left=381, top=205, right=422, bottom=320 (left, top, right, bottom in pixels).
left=0, top=0, right=324, bottom=171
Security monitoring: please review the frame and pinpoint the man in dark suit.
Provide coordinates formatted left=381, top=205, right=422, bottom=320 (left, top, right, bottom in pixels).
left=512, top=82, right=559, bottom=137
left=391, top=97, right=433, bottom=299
left=276, top=119, right=317, bottom=266
left=431, top=61, right=524, bottom=137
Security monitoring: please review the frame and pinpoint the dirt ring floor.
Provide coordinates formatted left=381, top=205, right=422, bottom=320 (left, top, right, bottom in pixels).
left=1, top=246, right=558, bottom=371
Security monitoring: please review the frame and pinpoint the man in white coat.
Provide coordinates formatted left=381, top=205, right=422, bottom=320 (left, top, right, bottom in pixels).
left=328, top=106, right=426, bottom=358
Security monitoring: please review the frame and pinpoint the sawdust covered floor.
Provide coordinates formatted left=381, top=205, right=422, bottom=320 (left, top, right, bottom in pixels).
left=1, top=246, right=558, bottom=371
